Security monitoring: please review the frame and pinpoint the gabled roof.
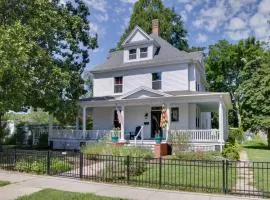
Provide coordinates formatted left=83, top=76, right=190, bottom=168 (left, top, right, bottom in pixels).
left=91, top=33, right=203, bottom=73
left=117, top=86, right=171, bottom=100
left=122, top=25, right=153, bottom=45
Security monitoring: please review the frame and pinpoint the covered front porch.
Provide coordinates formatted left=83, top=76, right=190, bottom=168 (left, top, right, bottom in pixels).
left=53, top=89, right=231, bottom=150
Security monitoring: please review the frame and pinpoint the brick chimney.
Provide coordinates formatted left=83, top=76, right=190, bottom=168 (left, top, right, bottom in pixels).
left=152, top=19, right=159, bottom=35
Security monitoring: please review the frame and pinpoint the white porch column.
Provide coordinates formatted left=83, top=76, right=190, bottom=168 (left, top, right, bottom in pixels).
left=218, top=101, right=225, bottom=147
left=82, top=106, right=87, bottom=132
left=119, top=105, right=126, bottom=142
left=166, top=104, right=171, bottom=141
left=75, top=116, right=79, bottom=130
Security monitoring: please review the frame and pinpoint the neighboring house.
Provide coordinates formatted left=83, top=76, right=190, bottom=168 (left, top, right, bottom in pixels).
left=49, top=19, right=232, bottom=151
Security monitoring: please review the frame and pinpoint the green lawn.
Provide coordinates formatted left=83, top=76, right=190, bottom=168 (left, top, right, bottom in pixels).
left=243, top=138, right=270, bottom=197
left=131, top=160, right=237, bottom=193
left=0, top=180, right=10, bottom=187
left=16, top=189, right=125, bottom=200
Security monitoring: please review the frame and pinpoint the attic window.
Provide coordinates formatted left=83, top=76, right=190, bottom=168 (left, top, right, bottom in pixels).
left=140, top=47, right=148, bottom=58
left=129, top=49, right=136, bottom=60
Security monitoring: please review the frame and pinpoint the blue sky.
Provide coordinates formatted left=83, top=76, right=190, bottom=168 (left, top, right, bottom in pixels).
left=84, top=0, right=270, bottom=71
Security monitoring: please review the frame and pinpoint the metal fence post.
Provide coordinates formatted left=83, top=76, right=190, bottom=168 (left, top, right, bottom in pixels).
left=80, top=152, right=83, bottom=179
left=126, top=156, right=130, bottom=184
left=222, top=159, right=228, bottom=194
left=159, top=157, right=162, bottom=189
left=47, top=151, right=51, bottom=175
left=225, top=159, right=229, bottom=194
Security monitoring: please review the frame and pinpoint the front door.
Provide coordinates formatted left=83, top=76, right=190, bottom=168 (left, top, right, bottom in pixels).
left=151, top=107, right=162, bottom=138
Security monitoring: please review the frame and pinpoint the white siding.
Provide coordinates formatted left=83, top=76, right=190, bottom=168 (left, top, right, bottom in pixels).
left=125, top=106, right=151, bottom=139
left=93, top=77, right=113, bottom=97
left=162, top=67, right=188, bottom=91
left=123, top=73, right=151, bottom=93
left=188, top=64, right=196, bottom=91
left=92, top=107, right=114, bottom=130
left=169, top=103, right=189, bottom=129
left=93, top=64, right=189, bottom=97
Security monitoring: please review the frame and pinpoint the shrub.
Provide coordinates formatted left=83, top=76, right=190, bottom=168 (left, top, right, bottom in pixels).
left=14, top=158, right=71, bottom=174
left=168, top=132, right=191, bottom=154
left=222, top=142, right=240, bottom=160
left=171, top=151, right=223, bottom=161
left=228, top=128, right=244, bottom=145
left=36, top=134, right=48, bottom=149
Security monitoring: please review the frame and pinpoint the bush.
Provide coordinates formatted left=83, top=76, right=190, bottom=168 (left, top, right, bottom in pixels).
left=228, top=128, right=244, bottom=145
left=81, top=144, right=153, bottom=159
left=36, top=134, right=48, bottom=149
left=222, top=142, right=240, bottom=160
left=168, top=132, right=191, bottom=154
left=170, top=151, right=223, bottom=161
left=15, top=158, right=71, bottom=174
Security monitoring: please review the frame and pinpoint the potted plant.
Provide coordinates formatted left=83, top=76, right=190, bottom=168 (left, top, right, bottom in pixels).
left=111, top=128, right=120, bottom=143
left=155, top=130, right=162, bottom=144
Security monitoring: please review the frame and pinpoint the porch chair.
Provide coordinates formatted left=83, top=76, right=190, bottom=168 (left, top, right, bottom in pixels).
left=129, top=126, right=142, bottom=140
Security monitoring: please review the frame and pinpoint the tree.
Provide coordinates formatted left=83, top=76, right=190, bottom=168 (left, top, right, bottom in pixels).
left=238, top=53, right=270, bottom=147
left=116, top=0, right=188, bottom=51
left=205, top=37, right=265, bottom=127
left=0, top=0, right=97, bottom=131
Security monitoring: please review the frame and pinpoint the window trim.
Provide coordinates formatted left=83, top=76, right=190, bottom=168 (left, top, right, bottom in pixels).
left=129, top=49, right=137, bottom=60
left=114, top=77, right=123, bottom=94
left=171, top=107, right=179, bottom=122
left=152, top=72, right=162, bottom=90
left=140, top=47, right=148, bottom=58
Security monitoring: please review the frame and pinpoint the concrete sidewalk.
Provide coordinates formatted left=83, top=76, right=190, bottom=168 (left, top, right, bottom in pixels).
left=0, top=170, right=261, bottom=200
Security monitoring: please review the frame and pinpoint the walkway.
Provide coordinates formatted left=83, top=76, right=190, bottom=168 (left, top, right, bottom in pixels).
left=234, top=151, right=259, bottom=196
left=0, top=170, right=261, bottom=200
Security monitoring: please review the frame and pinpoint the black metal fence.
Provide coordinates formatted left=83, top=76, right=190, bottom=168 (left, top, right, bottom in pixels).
left=0, top=149, right=269, bottom=198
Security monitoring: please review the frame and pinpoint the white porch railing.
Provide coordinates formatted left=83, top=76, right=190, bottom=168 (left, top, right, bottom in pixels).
left=169, top=129, right=220, bottom=142
left=134, top=126, right=144, bottom=147
left=49, top=129, right=111, bottom=140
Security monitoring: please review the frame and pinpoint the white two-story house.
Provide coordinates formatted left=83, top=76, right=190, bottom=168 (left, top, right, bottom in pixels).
left=50, top=19, right=232, bottom=151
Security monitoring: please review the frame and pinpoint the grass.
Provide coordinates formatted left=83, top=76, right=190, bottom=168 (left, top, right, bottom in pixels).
left=16, top=189, right=124, bottom=200
left=243, top=137, right=270, bottom=196
left=0, top=180, right=10, bottom=187
left=131, top=159, right=237, bottom=193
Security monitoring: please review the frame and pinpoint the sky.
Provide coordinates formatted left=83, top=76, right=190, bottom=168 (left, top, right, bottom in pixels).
left=84, top=0, right=270, bottom=71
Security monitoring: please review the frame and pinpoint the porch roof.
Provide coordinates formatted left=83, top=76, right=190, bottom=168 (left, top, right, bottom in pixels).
left=78, top=88, right=232, bottom=110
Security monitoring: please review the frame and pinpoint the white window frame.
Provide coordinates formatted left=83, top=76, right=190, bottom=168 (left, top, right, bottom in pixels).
left=114, top=77, right=123, bottom=94
left=129, top=49, right=136, bottom=60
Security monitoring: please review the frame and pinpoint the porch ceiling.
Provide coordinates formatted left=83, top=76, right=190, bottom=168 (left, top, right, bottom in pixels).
left=197, top=102, right=219, bottom=112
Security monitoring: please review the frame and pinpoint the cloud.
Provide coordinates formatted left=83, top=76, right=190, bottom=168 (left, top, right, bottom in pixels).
left=225, top=30, right=250, bottom=40
left=180, top=11, right=188, bottom=22
left=89, top=22, right=105, bottom=38
left=185, top=4, right=193, bottom=12
left=119, top=0, right=138, bottom=4
left=196, top=33, right=208, bottom=43
left=84, top=0, right=109, bottom=22
left=227, top=17, right=246, bottom=30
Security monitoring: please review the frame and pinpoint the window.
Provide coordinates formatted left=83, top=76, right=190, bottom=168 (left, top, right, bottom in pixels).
left=196, top=107, right=200, bottom=128
left=140, top=47, right=148, bottom=58
left=152, top=72, right=161, bottom=90
left=114, top=77, right=123, bottom=93
left=196, top=81, right=200, bottom=91
left=171, top=107, right=179, bottom=122
left=129, top=49, right=136, bottom=60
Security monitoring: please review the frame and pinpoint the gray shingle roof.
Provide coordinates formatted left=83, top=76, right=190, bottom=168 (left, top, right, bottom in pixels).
left=90, top=34, right=203, bottom=73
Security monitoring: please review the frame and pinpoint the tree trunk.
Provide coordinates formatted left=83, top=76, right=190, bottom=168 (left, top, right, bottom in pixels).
left=235, top=100, right=242, bottom=128
left=0, top=113, right=3, bottom=151
left=267, top=128, right=270, bottom=149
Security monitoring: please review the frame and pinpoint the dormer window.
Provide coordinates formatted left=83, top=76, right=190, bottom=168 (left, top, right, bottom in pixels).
left=129, top=49, right=136, bottom=60
left=140, top=47, right=148, bottom=58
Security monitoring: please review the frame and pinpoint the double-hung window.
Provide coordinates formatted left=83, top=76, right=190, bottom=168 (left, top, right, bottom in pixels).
left=114, top=77, right=123, bottom=93
left=129, top=49, right=136, bottom=60
left=152, top=72, right=162, bottom=90
left=140, top=47, right=148, bottom=58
